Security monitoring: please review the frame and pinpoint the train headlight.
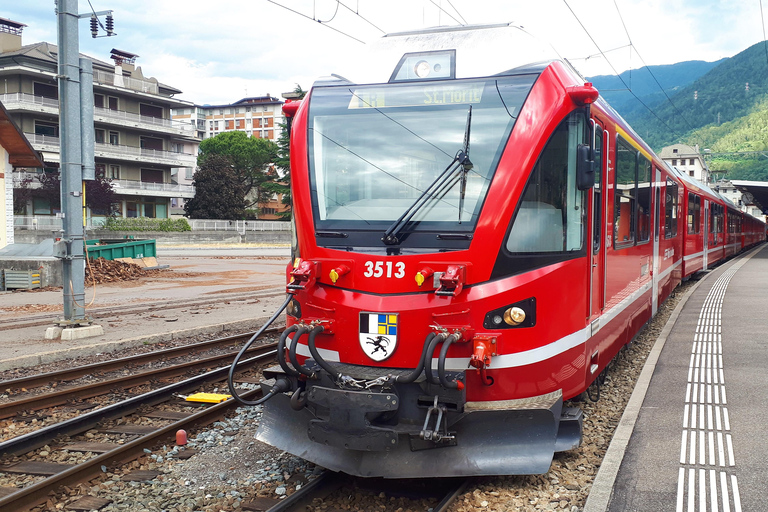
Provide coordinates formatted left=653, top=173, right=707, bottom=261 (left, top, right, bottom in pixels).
left=389, top=50, right=455, bottom=82
left=482, top=298, right=536, bottom=329
left=503, top=307, right=526, bottom=326
left=414, top=60, right=431, bottom=78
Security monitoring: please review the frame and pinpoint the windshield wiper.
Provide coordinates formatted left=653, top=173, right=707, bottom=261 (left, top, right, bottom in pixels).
left=381, top=106, right=473, bottom=246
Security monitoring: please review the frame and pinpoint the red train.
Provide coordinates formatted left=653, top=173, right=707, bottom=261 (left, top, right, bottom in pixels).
left=231, top=23, right=765, bottom=478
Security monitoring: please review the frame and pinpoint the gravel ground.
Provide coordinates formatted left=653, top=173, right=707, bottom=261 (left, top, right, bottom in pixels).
left=8, top=281, right=692, bottom=512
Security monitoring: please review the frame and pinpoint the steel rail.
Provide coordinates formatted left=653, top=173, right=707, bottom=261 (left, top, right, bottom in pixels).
left=0, top=327, right=279, bottom=391
left=0, top=388, right=263, bottom=512
left=262, top=473, right=470, bottom=511
left=0, top=341, right=278, bottom=420
left=0, top=346, right=275, bottom=458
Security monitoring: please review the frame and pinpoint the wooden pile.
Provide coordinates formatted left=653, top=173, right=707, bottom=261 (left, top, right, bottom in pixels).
left=85, top=257, right=147, bottom=284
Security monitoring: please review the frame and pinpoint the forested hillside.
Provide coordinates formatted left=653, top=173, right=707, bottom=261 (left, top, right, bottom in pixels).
left=592, top=41, right=768, bottom=181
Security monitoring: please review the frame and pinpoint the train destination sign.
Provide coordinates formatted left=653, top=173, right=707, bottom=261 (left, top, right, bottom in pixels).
left=348, top=82, right=485, bottom=109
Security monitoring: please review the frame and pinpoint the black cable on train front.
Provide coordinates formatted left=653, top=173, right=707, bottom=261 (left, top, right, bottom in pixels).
left=227, top=294, right=293, bottom=406
left=424, top=333, right=446, bottom=385
left=288, top=325, right=316, bottom=378
left=395, top=332, right=436, bottom=383
left=307, top=324, right=343, bottom=380
left=438, top=333, right=462, bottom=390
left=277, top=325, right=301, bottom=377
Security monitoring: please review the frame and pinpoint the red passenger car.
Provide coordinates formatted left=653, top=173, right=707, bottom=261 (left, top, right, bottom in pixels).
left=230, top=24, right=765, bottom=478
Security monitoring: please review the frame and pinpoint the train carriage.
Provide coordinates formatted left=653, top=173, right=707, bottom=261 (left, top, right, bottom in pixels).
left=230, top=23, right=765, bottom=479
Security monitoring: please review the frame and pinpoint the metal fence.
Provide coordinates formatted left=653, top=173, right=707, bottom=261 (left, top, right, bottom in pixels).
left=13, top=216, right=290, bottom=232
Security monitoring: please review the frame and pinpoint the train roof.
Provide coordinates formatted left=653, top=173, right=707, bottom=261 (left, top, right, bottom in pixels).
left=315, top=23, right=561, bottom=87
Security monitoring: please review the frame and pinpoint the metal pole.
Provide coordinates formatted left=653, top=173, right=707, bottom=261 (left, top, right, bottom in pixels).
left=57, top=0, right=87, bottom=323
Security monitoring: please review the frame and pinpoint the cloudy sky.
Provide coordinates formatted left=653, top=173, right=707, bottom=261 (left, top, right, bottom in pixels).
left=3, top=1, right=765, bottom=105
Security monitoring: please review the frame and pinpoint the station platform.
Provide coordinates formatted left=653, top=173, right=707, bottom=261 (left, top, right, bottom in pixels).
left=586, top=243, right=768, bottom=512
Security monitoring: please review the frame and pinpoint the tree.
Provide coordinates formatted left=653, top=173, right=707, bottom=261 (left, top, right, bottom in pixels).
left=183, top=154, right=248, bottom=219
left=86, top=174, right=119, bottom=217
left=270, top=84, right=307, bottom=220
left=12, top=173, right=33, bottom=214
left=197, top=131, right=279, bottom=210
left=15, top=170, right=117, bottom=217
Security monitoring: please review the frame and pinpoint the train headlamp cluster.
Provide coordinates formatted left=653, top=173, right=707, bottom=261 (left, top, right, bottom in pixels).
left=389, top=50, right=456, bottom=82
left=483, top=298, right=536, bottom=329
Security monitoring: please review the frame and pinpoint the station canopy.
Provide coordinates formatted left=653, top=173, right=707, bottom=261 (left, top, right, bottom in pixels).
left=732, top=180, right=768, bottom=216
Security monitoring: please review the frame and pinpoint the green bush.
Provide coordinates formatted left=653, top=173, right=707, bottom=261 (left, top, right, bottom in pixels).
left=103, top=217, right=191, bottom=232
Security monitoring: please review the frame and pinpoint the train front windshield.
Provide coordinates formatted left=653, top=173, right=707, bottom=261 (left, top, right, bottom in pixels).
left=307, top=75, right=537, bottom=249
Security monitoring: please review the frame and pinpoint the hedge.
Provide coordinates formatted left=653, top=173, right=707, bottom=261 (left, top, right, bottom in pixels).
left=103, top=217, right=192, bottom=232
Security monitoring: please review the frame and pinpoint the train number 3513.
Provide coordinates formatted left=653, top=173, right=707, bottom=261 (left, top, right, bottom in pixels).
left=363, top=261, right=406, bottom=278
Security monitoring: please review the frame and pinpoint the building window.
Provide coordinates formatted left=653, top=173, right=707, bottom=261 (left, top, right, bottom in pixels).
left=219, top=109, right=224, bottom=115
left=34, top=81, right=58, bottom=100
left=672, top=159, right=677, bottom=166
left=689, top=159, right=695, bottom=165
left=185, top=168, right=194, bottom=179
left=689, top=170, right=694, bottom=177
left=94, top=129, right=105, bottom=143
left=140, top=103, right=163, bottom=118
left=94, top=93, right=104, bottom=108
left=108, top=96, right=118, bottom=110
left=34, top=121, right=58, bottom=137
left=108, top=165, right=120, bottom=179
left=109, top=131, right=119, bottom=145
left=673, top=148, right=678, bottom=154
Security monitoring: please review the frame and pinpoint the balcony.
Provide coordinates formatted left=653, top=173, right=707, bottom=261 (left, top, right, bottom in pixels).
left=94, top=106, right=197, bottom=137
left=93, top=69, right=158, bottom=95
left=0, top=93, right=59, bottom=115
left=111, top=179, right=195, bottom=199
left=12, top=171, right=195, bottom=199
left=24, top=133, right=197, bottom=168
left=0, top=93, right=196, bottom=137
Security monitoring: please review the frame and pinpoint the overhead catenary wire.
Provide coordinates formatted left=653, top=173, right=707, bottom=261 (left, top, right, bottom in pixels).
left=561, top=0, right=688, bottom=144
left=267, top=0, right=366, bottom=44
left=760, top=0, right=768, bottom=66
left=445, top=0, right=469, bottom=25
left=427, top=0, right=465, bottom=26
left=612, top=0, right=701, bottom=143
left=337, top=0, right=387, bottom=34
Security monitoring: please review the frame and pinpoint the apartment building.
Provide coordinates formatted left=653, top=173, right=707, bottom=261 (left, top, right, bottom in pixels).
left=659, top=143, right=712, bottom=184
left=172, top=95, right=288, bottom=218
left=172, top=95, right=284, bottom=141
left=0, top=17, right=199, bottom=222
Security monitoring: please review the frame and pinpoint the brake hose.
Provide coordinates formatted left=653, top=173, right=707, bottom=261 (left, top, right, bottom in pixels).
left=227, top=295, right=293, bottom=406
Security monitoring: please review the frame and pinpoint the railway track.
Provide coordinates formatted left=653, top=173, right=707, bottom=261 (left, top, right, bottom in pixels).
left=264, top=472, right=471, bottom=512
left=0, top=287, right=285, bottom=332
left=0, top=331, right=281, bottom=441
left=0, top=343, right=276, bottom=512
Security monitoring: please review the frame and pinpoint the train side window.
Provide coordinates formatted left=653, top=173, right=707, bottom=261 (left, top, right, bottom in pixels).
left=664, top=178, right=678, bottom=238
left=687, top=193, right=695, bottom=234
left=613, top=137, right=636, bottom=248
left=506, top=112, right=586, bottom=253
left=637, top=155, right=651, bottom=243
left=592, top=129, right=603, bottom=254
left=688, top=193, right=701, bottom=234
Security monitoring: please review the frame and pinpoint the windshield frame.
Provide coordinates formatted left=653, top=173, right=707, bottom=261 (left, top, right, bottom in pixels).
left=306, top=73, right=540, bottom=252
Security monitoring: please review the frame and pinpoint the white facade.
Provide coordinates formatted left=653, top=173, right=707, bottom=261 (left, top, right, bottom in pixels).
left=1, top=146, right=11, bottom=248
left=172, top=96, right=284, bottom=141
left=659, top=144, right=711, bottom=184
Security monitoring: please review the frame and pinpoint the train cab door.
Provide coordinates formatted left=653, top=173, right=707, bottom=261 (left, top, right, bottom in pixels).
left=652, top=166, right=661, bottom=315
left=589, top=121, right=607, bottom=323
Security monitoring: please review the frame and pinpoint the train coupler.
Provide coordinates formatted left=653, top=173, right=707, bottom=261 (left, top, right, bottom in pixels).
left=417, top=395, right=457, bottom=448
